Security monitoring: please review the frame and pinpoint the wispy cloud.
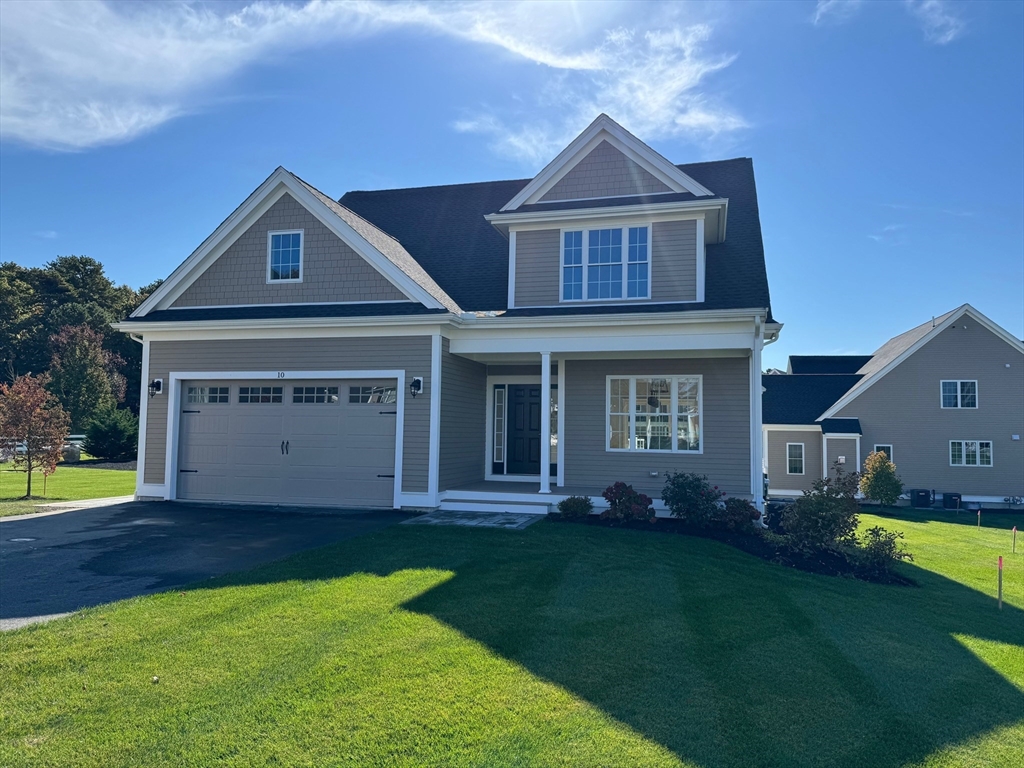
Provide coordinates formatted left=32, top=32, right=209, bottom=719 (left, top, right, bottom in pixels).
left=883, top=203, right=976, bottom=218
left=811, top=0, right=863, bottom=26
left=867, top=223, right=905, bottom=243
left=905, top=0, right=965, bottom=44
left=33, top=230, right=58, bottom=239
left=0, top=0, right=745, bottom=158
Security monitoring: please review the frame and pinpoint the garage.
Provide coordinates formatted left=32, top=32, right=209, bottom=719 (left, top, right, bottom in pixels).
left=176, top=379, right=398, bottom=507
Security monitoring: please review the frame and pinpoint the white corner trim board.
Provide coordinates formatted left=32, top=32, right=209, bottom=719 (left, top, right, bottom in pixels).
left=162, top=369, right=406, bottom=508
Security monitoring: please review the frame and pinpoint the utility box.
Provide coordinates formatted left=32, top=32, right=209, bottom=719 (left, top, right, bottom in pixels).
left=910, top=489, right=932, bottom=508
left=943, top=493, right=963, bottom=510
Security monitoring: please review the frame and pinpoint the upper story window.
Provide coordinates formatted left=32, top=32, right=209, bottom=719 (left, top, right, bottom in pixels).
left=267, top=230, right=303, bottom=282
left=562, top=225, right=650, bottom=302
left=941, top=380, right=977, bottom=409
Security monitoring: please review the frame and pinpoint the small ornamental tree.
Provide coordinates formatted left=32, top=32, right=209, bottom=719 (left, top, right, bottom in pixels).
left=0, top=374, right=71, bottom=498
left=860, top=450, right=904, bottom=508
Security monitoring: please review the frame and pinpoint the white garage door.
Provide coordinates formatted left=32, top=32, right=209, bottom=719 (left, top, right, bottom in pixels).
left=176, top=379, right=398, bottom=507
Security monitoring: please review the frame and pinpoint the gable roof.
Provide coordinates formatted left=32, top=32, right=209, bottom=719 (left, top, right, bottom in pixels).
left=133, top=167, right=460, bottom=317
left=818, top=304, right=1024, bottom=419
left=820, top=418, right=862, bottom=435
left=787, top=355, right=873, bottom=374
left=500, top=114, right=714, bottom=211
left=342, top=157, right=772, bottom=316
left=762, top=374, right=864, bottom=425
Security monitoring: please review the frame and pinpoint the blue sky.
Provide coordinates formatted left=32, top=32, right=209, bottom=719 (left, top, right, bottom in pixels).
left=1, top=0, right=1021, bottom=370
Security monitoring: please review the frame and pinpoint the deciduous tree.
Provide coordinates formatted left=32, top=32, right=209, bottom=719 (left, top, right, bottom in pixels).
left=0, top=374, right=70, bottom=498
left=48, top=325, right=125, bottom=430
left=860, top=450, right=904, bottom=508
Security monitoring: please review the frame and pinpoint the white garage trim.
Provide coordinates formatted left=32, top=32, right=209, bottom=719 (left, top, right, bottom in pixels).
left=164, top=369, right=406, bottom=508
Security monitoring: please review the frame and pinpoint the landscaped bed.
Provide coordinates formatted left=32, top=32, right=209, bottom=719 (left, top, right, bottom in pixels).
left=1, top=509, right=1021, bottom=767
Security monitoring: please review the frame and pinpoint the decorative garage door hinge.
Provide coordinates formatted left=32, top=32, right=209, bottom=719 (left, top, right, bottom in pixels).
left=182, top=410, right=201, bottom=414
left=377, top=474, right=395, bottom=478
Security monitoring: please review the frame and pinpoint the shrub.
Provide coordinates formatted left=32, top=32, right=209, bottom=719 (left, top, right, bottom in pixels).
left=719, top=497, right=760, bottom=532
left=780, top=462, right=860, bottom=554
left=557, top=495, right=594, bottom=520
left=601, top=482, right=655, bottom=522
left=853, top=526, right=913, bottom=579
left=661, top=472, right=725, bottom=528
left=860, top=451, right=904, bottom=507
left=84, top=407, right=138, bottom=461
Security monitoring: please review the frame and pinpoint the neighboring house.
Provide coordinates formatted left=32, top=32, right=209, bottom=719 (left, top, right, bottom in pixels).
left=113, top=114, right=779, bottom=514
left=763, top=305, right=1024, bottom=504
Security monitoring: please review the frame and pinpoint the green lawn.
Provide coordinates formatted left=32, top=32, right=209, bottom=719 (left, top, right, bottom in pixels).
left=1, top=510, right=1022, bottom=767
left=0, top=463, right=136, bottom=517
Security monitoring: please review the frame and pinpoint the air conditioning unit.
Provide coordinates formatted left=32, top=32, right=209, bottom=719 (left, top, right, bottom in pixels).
left=910, top=489, right=932, bottom=508
left=943, top=493, right=963, bottom=510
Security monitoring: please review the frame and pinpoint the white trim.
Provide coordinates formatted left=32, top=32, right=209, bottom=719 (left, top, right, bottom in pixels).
left=500, top=115, right=714, bottom=211
left=556, top=358, right=565, bottom=487
left=163, top=369, right=406, bottom=508
left=136, top=483, right=168, bottom=499
left=532, top=190, right=680, bottom=205
left=134, top=339, right=151, bottom=497
left=873, top=444, right=894, bottom=462
left=786, top=443, right=805, bottom=475
left=491, top=200, right=723, bottom=229
left=266, top=229, right=303, bottom=284
left=949, top=439, right=994, bottom=467
left=766, top=489, right=807, bottom=498
left=696, top=218, right=706, bottom=303
left=940, top=379, right=979, bottom=409
left=507, top=230, right=517, bottom=309
left=540, top=352, right=552, bottom=494
left=822, top=434, right=860, bottom=475
left=763, top=424, right=823, bottom=432
left=428, top=334, right=442, bottom=504
left=751, top=320, right=763, bottom=510
left=604, top=374, right=704, bottom=454
left=558, top=224, right=652, bottom=303
left=819, top=304, right=1024, bottom=420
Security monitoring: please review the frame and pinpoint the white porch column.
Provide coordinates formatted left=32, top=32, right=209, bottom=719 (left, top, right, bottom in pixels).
left=540, top=351, right=551, bottom=494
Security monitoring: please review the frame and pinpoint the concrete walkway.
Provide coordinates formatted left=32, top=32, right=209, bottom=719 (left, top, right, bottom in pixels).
left=0, top=495, right=137, bottom=523
left=402, top=510, right=543, bottom=530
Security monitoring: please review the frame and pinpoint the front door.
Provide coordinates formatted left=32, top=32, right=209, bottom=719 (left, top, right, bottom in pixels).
left=506, top=384, right=541, bottom=475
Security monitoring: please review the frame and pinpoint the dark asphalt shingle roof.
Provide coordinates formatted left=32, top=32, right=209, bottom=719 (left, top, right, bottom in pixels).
left=787, top=355, right=874, bottom=375
left=512, top=191, right=711, bottom=212
left=820, top=418, right=862, bottom=435
left=124, top=303, right=447, bottom=323
left=762, top=374, right=864, bottom=425
left=340, top=157, right=772, bottom=317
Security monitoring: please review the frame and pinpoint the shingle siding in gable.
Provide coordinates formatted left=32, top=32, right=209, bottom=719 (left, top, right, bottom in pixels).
left=539, top=140, right=671, bottom=202
left=172, top=193, right=408, bottom=307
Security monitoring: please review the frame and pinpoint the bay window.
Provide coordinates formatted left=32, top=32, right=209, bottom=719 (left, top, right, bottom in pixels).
left=562, top=225, right=650, bottom=301
left=606, top=375, right=702, bottom=453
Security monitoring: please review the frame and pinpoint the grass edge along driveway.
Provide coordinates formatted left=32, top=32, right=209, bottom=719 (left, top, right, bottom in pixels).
left=0, top=464, right=136, bottom=517
left=1, top=509, right=1022, bottom=767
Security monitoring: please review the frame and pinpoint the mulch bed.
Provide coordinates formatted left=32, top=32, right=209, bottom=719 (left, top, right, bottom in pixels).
left=547, top=514, right=916, bottom=586
left=67, top=459, right=137, bottom=471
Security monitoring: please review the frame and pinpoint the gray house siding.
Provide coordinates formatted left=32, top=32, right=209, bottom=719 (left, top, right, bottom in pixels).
left=513, top=220, right=697, bottom=307
left=563, top=357, right=751, bottom=497
left=143, top=336, right=432, bottom=493
left=825, top=437, right=858, bottom=478
left=834, top=322, right=1024, bottom=497
left=539, top=140, right=671, bottom=202
left=766, top=429, right=822, bottom=493
left=439, top=339, right=487, bottom=490
left=172, top=193, right=408, bottom=307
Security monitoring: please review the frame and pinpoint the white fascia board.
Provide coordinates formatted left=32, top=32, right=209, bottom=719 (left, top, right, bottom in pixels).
left=112, top=315, right=451, bottom=336
left=763, top=424, right=823, bottom=432
left=451, top=332, right=755, bottom=356
left=500, top=115, right=713, bottom=211
left=461, top=307, right=767, bottom=331
left=488, top=198, right=727, bottom=229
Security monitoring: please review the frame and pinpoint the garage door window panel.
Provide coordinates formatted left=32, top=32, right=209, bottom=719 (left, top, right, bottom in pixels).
left=349, top=386, right=397, bottom=404
left=239, top=386, right=283, bottom=404
left=187, top=386, right=229, bottom=404
left=293, top=386, right=339, bottom=404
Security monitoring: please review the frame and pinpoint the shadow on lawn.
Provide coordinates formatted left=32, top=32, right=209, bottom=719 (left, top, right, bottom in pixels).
left=209, top=523, right=1024, bottom=768
left=863, top=505, right=1024, bottom=531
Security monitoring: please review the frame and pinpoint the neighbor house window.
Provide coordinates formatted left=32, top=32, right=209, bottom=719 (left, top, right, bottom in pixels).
left=606, top=375, right=701, bottom=452
left=239, top=386, right=282, bottom=404
left=874, top=444, right=893, bottom=461
left=187, top=386, right=229, bottom=404
left=268, top=230, right=303, bottom=282
left=941, top=380, right=977, bottom=408
left=562, top=225, right=651, bottom=302
left=349, top=386, right=397, bottom=404
left=950, top=440, right=992, bottom=467
left=293, top=386, right=339, bottom=404
left=787, top=443, right=805, bottom=475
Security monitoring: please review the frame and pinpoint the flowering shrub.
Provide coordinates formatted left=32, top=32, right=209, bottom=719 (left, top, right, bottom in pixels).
left=661, top=472, right=725, bottom=528
left=601, top=482, right=655, bottom=522
left=720, top=497, right=760, bottom=531
left=557, top=495, right=594, bottom=519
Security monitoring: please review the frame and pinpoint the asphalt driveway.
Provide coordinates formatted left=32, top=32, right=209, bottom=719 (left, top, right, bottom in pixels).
left=0, top=501, right=409, bottom=629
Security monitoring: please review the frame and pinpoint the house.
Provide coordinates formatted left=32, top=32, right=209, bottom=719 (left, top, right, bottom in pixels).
left=114, top=114, right=779, bottom=514
left=763, top=305, right=1024, bottom=504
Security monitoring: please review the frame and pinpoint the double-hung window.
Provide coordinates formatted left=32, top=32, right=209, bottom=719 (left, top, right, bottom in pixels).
left=268, top=230, right=303, bottom=282
left=562, top=225, right=650, bottom=301
left=950, top=440, right=992, bottom=467
left=941, top=380, right=977, bottom=408
left=787, top=443, right=805, bottom=475
left=606, top=375, right=701, bottom=452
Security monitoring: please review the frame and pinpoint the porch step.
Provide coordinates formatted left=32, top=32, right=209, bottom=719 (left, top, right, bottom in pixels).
left=438, top=500, right=553, bottom=515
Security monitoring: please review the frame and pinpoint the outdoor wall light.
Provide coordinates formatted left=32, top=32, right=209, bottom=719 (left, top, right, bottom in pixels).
left=148, top=379, right=163, bottom=398
left=410, top=377, right=423, bottom=398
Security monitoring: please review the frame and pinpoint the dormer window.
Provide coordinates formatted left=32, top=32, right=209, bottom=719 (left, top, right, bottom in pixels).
left=267, top=230, right=303, bottom=282
left=561, top=225, right=650, bottom=302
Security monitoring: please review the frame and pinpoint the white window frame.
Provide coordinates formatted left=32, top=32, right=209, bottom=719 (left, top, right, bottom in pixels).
left=786, top=442, right=805, bottom=475
left=949, top=440, right=993, bottom=467
left=604, top=375, right=703, bottom=454
left=560, top=224, right=652, bottom=303
left=873, top=444, right=894, bottom=462
left=267, top=229, right=304, bottom=283
left=940, top=380, right=978, bottom=409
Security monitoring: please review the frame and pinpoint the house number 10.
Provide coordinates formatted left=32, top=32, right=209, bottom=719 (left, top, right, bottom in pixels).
left=277, top=372, right=286, bottom=378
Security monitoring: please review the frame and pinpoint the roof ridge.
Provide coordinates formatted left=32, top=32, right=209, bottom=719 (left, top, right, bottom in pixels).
left=291, top=173, right=406, bottom=248
left=343, top=177, right=532, bottom=197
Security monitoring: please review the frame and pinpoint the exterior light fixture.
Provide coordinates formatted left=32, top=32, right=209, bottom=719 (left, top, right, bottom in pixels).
left=410, top=377, right=423, bottom=398
left=148, top=379, right=163, bottom=398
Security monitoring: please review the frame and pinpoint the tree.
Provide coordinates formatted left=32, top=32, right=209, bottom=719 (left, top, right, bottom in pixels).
left=47, top=325, right=125, bottom=430
left=860, top=450, right=904, bottom=508
left=0, top=374, right=70, bottom=498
